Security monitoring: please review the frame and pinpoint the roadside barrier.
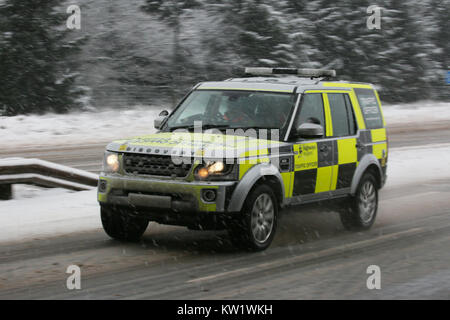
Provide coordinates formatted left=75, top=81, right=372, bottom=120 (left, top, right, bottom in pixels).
left=0, top=158, right=99, bottom=200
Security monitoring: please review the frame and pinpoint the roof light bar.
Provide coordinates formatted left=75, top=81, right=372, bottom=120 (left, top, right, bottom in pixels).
left=245, top=67, right=336, bottom=78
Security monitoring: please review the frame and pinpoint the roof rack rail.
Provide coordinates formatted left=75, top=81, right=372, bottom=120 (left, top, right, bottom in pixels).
left=244, top=67, right=336, bottom=78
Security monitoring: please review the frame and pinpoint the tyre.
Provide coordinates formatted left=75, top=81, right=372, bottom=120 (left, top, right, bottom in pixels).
left=339, top=172, right=378, bottom=230
left=100, top=205, right=149, bottom=242
left=228, top=184, right=278, bottom=251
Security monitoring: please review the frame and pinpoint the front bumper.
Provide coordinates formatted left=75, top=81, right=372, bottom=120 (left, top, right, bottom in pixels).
left=98, top=173, right=237, bottom=214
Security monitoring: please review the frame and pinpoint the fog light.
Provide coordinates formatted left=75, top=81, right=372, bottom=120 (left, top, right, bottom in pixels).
left=198, top=167, right=209, bottom=179
left=98, top=180, right=107, bottom=193
left=202, top=189, right=216, bottom=202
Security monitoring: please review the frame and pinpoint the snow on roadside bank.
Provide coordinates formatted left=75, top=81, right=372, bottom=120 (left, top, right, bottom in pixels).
left=1, top=101, right=449, bottom=149
left=0, top=187, right=100, bottom=243
left=384, top=101, right=450, bottom=126
left=0, top=143, right=449, bottom=244
left=387, top=143, right=450, bottom=186
left=1, top=106, right=161, bottom=148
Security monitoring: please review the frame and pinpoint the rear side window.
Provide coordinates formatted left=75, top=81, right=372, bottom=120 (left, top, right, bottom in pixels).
left=328, top=93, right=356, bottom=137
left=344, top=94, right=357, bottom=135
left=354, top=88, right=383, bottom=129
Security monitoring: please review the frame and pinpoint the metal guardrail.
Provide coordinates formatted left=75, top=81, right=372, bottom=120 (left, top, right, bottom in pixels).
left=0, top=158, right=99, bottom=200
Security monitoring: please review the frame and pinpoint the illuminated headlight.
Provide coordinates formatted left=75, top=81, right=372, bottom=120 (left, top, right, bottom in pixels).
left=103, top=152, right=119, bottom=173
left=195, top=161, right=236, bottom=181
left=207, top=161, right=225, bottom=174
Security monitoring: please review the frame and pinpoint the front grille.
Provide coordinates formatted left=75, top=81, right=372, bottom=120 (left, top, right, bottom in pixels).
left=123, top=153, right=192, bottom=177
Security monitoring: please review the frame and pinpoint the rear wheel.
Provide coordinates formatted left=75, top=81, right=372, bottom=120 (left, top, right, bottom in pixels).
left=229, top=184, right=278, bottom=251
left=101, top=206, right=149, bottom=242
left=339, top=172, right=378, bottom=230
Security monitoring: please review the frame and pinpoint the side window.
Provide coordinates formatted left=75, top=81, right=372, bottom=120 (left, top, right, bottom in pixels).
left=294, top=93, right=325, bottom=135
left=354, top=88, right=383, bottom=129
left=328, top=93, right=351, bottom=137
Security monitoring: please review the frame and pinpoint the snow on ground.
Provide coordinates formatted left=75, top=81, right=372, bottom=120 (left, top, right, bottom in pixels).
left=1, top=142, right=450, bottom=243
left=387, top=143, right=450, bottom=186
left=1, top=101, right=449, bottom=148
left=0, top=186, right=99, bottom=243
left=383, top=101, right=450, bottom=126
left=1, top=106, right=161, bottom=148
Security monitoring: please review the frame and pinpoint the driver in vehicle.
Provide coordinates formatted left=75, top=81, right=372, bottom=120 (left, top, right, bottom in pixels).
left=223, top=103, right=252, bottom=123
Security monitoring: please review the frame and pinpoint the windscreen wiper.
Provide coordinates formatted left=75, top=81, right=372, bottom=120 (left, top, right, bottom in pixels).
left=169, top=124, right=232, bottom=132
left=229, top=126, right=279, bottom=130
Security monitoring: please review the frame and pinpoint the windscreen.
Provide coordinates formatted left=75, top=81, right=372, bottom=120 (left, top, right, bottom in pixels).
left=166, top=90, right=296, bottom=130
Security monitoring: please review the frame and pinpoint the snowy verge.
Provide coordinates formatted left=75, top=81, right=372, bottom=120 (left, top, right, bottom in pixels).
left=0, top=142, right=450, bottom=243
left=387, top=143, right=450, bottom=187
left=1, top=106, right=161, bottom=149
left=383, top=101, right=450, bottom=126
left=0, top=187, right=100, bottom=243
left=1, top=101, right=449, bottom=149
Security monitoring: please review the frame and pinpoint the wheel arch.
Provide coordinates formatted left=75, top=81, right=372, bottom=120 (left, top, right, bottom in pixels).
left=227, top=163, right=285, bottom=212
left=350, top=154, right=383, bottom=195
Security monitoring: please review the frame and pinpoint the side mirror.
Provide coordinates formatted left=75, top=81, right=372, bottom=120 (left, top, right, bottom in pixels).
left=296, top=123, right=324, bottom=139
left=154, top=110, right=169, bottom=130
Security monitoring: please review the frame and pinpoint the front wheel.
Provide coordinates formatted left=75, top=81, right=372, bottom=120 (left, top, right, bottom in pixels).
left=228, top=184, right=278, bottom=251
left=339, top=173, right=378, bottom=230
left=101, top=206, right=149, bottom=242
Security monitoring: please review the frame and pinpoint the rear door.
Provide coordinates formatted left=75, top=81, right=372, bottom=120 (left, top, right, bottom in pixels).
left=325, top=92, right=359, bottom=194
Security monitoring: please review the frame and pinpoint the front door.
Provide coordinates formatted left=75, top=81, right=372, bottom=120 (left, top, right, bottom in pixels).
left=291, top=93, right=335, bottom=201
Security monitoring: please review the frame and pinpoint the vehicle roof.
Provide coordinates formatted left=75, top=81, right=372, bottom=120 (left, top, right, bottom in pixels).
left=196, top=77, right=374, bottom=94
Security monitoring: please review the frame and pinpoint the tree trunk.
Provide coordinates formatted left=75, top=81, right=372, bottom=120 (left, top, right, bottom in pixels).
left=171, top=20, right=181, bottom=108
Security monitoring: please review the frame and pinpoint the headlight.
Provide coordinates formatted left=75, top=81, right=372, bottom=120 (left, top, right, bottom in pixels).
left=195, top=161, right=236, bottom=181
left=207, top=161, right=225, bottom=174
left=103, top=152, right=119, bottom=173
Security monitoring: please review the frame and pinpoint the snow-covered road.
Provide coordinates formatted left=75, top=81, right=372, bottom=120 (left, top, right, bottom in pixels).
left=0, top=101, right=449, bottom=299
left=1, top=141, right=449, bottom=244
left=1, top=101, right=450, bottom=243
